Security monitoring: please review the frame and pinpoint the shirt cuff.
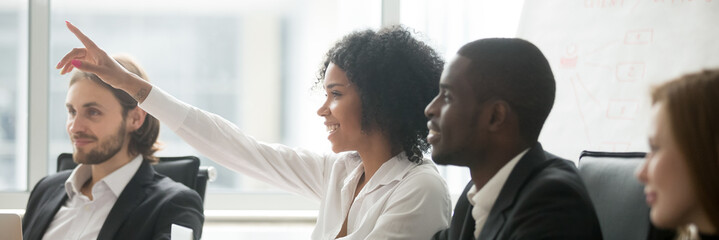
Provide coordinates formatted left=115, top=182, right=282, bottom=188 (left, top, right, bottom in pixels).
left=138, top=86, right=191, bottom=131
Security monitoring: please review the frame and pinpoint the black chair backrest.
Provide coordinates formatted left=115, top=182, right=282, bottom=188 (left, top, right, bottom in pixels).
left=578, top=151, right=649, bottom=240
left=57, top=153, right=209, bottom=202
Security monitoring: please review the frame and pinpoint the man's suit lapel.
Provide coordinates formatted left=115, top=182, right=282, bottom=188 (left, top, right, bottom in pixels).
left=30, top=185, right=68, bottom=240
left=478, top=143, right=549, bottom=240
left=96, top=160, right=154, bottom=239
left=457, top=182, right=476, bottom=240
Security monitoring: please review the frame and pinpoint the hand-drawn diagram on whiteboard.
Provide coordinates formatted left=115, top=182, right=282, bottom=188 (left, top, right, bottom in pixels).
left=517, top=0, right=719, bottom=160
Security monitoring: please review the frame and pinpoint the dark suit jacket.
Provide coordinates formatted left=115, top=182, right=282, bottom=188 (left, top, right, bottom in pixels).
left=22, top=160, right=204, bottom=240
left=433, top=143, right=603, bottom=240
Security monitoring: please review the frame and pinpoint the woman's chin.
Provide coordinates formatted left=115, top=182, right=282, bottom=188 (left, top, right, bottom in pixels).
left=650, top=209, right=679, bottom=230
left=330, top=144, right=351, bottom=153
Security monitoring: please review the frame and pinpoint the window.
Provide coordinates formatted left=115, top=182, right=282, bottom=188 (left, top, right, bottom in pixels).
left=0, top=0, right=28, bottom=192
left=400, top=0, right=524, bottom=56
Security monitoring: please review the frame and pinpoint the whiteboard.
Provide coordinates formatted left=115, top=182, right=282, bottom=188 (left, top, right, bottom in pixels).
left=516, top=0, right=719, bottom=161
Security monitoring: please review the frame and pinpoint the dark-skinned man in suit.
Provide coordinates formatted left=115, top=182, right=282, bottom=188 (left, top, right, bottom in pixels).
left=426, top=38, right=602, bottom=240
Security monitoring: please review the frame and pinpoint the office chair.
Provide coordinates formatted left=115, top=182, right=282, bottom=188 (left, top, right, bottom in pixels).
left=578, top=151, right=677, bottom=240
left=578, top=151, right=651, bottom=240
left=57, top=153, right=215, bottom=202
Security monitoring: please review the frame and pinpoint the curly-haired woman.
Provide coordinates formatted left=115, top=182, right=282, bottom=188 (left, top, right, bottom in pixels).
left=57, top=21, right=451, bottom=239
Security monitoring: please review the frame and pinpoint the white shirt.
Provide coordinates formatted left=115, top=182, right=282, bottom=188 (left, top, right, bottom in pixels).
left=140, top=87, right=451, bottom=240
left=466, top=149, right=528, bottom=239
left=42, top=154, right=143, bottom=240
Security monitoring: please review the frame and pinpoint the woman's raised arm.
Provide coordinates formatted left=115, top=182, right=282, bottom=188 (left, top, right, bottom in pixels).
left=57, top=21, right=152, bottom=103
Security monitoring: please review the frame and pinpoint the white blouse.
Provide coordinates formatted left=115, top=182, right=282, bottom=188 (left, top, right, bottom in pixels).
left=139, top=86, right=451, bottom=240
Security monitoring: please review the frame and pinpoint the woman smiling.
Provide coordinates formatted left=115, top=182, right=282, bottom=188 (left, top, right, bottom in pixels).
left=57, top=21, right=451, bottom=239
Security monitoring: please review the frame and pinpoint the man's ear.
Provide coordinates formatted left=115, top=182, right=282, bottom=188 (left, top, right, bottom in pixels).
left=488, top=100, right=511, bottom=132
left=126, top=106, right=147, bottom=132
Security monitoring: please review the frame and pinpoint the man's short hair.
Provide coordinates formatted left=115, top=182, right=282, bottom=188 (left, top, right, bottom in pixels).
left=69, top=55, right=161, bottom=163
left=458, top=38, right=556, bottom=143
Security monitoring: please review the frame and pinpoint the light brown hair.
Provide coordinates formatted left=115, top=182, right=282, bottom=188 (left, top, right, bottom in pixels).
left=651, top=69, right=719, bottom=233
left=69, top=55, right=161, bottom=163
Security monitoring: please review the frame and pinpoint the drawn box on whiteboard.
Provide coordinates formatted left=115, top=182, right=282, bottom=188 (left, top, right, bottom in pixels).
left=624, top=29, right=653, bottom=45
left=560, top=56, right=578, bottom=68
left=606, top=99, right=640, bottom=120
left=616, top=62, right=645, bottom=82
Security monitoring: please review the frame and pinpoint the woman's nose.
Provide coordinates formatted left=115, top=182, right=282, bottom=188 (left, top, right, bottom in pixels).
left=317, top=101, right=330, bottom=117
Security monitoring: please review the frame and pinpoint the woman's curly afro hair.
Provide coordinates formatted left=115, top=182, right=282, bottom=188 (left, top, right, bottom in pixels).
left=316, top=25, right=443, bottom=163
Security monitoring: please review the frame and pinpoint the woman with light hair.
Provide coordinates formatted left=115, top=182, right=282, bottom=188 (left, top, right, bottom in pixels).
left=636, top=69, right=719, bottom=240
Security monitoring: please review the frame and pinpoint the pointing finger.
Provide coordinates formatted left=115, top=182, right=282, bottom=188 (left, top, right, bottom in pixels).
left=65, top=21, right=100, bottom=50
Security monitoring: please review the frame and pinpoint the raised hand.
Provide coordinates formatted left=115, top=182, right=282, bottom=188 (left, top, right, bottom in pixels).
left=56, top=21, right=152, bottom=102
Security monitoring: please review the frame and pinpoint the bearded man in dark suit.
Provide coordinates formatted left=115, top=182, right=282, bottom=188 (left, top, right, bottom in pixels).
left=22, top=56, right=203, bottom=240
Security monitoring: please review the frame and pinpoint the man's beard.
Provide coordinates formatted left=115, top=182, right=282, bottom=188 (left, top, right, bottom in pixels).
left=73, top=121, right=126, bottom=165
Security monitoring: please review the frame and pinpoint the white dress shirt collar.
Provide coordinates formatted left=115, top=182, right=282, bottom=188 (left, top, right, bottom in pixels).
left=342, top=152, right=420, bottom=195
left=467, top=148, right=529, bottom=238
left=366, top=152, right=419, bottom=190
left=64, top=154, right=144, bottom=199
left=44, top=154, right=145, bottom=240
